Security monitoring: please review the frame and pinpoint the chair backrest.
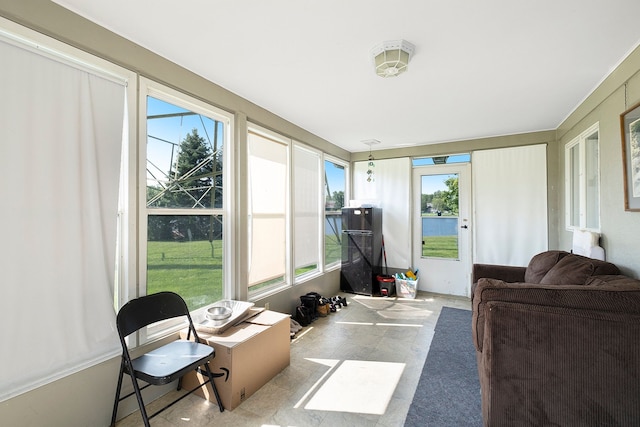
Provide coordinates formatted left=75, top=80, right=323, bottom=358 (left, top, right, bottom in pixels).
left=117, top=291, right=191, bottom=338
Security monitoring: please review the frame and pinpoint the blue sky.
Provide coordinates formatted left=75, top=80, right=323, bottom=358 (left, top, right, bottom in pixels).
left=147, top=97, right=346, bottom=196
left=422, top=174, right=457, bottom=196
left=146, top=97, right=222, bottom=186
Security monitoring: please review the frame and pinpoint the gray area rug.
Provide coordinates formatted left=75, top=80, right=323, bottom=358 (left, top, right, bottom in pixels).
left=404, top=306, right=482, bottom=426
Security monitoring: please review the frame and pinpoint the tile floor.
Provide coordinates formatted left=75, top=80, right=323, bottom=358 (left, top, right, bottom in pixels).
left=116, top=291, right=471, bottom=427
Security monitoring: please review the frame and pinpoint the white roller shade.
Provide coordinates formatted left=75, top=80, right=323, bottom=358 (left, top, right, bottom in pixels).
left=0, top=35, right=126, bottom=401
left=247, top=131, right=288, bottom=286
left=472, top=145, right=548, bottom=266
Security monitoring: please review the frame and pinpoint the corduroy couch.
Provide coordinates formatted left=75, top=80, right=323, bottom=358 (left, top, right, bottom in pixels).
left=471, top=250, right=640, bottom=426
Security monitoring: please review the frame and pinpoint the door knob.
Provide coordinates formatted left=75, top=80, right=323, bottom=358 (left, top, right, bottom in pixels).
left=460, top=225, right=468, bottom=229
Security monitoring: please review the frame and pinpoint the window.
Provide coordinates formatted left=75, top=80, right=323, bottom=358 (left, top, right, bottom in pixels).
left=246, top=126, right=350, bottom=294
left=293, top=143, right=322, bottom=281
left=420, top=173, right=460, bottom=259
left=566, top=123, right=600, bottom=230
left=324, top=157, right=348, bottom=267
left=247, top=126, right=289, bottom=295
left=141, top=79, right=232, bottom=313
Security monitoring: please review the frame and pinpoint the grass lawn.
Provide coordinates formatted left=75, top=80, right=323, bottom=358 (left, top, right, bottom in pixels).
left=325, top=233, right=341, bottom=265
left=148, top=236, right=342, bottom=309
left=147, top=239, right=223, bottom=311
left=422, top=235, right=458, bottom=258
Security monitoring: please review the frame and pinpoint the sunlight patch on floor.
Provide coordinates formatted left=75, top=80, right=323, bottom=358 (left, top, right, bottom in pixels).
left=303, top=360, right=405, bottom=415
left=349, top=295, right=436, bottom=320
left=336, top=321, right=422, bottom=328
left=294, top=358, right=340, bottom=409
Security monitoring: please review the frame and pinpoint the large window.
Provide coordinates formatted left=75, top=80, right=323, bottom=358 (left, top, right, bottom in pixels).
left=247, top=126, right=348, bottom=295
left=566, top=123, right=600, bottom=231
left=324, top=157, right=348, bottom=267
left=142, top=80, right=232, bottom=312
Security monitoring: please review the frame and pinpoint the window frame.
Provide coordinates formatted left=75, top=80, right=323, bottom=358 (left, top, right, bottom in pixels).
left=293, top=141, right=324, bottom=284
left=136, top=78, right=234, bottom=341
left=565, top=122, right=600, bottom=232
left=323, top=155, right=349, bottom=270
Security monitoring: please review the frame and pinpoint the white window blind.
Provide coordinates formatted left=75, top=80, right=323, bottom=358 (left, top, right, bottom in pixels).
left=472, top=144, right=548, bottom=266
left=0, top=35, right=126, bottom=401
left=247, top=130, right=288, bottom=287
left=293, top=144, right=321, bottom=273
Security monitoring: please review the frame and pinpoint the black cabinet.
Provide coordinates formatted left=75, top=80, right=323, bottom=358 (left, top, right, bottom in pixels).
left=340, top=207, right=383, bottom=296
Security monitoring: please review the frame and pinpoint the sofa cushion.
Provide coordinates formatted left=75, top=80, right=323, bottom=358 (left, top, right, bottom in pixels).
left=524, top=251, right=570, bottom=283
left=589, top=258, right=621, bottom=276
left=539, top=254, right=594, bottom=285
left=585, top=274, right=640, bottom=287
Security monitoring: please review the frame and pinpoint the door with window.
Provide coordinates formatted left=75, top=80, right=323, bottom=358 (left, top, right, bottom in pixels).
left=412, top=163, right=471, bottom=297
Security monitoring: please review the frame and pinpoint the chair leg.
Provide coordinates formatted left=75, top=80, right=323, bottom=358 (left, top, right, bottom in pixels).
left=110, top=360, right=126, bottom=427
left=203, top=363, right=225, bottom=412
left=129, top=374, right=152, bottom=427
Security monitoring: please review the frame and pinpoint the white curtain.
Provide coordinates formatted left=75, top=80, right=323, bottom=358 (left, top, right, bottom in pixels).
left=472, top=145, right=548, bottom=266
left=0, top=37, right=126, bottom=400
left=293, top=144, right=320, bottom=270
left=247, top=131, right=288, bottom=286
left=353, top=158, right=411, bottom=269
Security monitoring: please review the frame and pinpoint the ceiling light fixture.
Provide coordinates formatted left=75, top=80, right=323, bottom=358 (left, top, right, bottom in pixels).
left=371, top=40, right=415, bottom=78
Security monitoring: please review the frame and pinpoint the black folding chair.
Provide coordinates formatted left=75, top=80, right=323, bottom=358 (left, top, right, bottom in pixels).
left=111, top=292, right=224, bottom=427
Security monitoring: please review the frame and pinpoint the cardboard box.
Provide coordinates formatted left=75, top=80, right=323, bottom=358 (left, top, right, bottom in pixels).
left=181, top=310, right=290, bottom=410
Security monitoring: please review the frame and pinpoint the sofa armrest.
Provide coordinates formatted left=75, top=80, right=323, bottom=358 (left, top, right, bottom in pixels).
left=471, top=264, right=526, bottom=300
left=478, top=301, right=640, bottom=425
left=472, top=264, right=526, bottom=284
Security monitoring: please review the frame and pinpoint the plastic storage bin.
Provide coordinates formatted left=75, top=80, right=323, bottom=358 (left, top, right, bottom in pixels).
left=396, top=277, right=418, bottom=299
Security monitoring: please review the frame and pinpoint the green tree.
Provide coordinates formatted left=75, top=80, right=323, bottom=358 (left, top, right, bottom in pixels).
left=147, top=127, right=224, bottom=242
left=173, top=128, right=213, bottom=208
left=421, top=193, right=433, bottom=213
left=431, top=191, right=445, bottom=213
left=442, top=176, right=459, bottom=215
left=332, top=191, right=344, bottom=209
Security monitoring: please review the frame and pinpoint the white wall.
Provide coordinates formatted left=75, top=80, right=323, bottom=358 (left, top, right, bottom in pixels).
left=556, top=44, right=640, bottom=278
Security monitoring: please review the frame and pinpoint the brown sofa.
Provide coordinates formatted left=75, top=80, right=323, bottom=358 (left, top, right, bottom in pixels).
left=471, top=250, right=640, bottom=426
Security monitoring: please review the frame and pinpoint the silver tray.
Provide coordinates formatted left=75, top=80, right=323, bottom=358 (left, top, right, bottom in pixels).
left=194, top=300, right=255, bottom=334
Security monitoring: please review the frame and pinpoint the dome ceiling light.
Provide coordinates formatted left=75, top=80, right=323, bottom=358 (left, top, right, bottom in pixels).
left=371, top=40, right=415, bottom=78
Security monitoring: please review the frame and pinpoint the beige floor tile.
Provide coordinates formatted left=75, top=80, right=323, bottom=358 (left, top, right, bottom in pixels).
left=116, top=291, right=471, bottom=427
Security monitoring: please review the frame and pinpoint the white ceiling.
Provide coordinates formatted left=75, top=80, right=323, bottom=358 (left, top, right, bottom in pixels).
left=53, top=0, right=640, bottom=153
